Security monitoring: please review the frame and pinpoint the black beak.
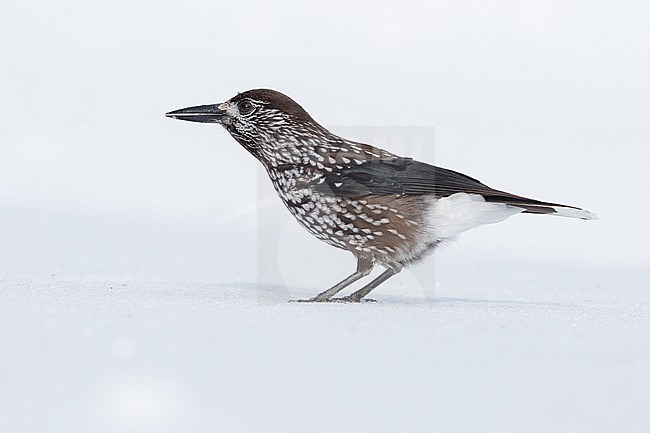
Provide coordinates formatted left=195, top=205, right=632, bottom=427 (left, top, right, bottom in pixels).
left=165, top=103, right=226, bottom=123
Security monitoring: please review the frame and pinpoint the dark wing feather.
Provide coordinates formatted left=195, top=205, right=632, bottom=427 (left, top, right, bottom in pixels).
left=313, top=157, right=579, bottom=213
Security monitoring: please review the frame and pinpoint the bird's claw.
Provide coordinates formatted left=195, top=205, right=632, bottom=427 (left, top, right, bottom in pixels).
left=289, top=297, right=377, bottom=303
left=289, top=297, right=331, bottom=303
left=330, top=297, right=377, bottom=303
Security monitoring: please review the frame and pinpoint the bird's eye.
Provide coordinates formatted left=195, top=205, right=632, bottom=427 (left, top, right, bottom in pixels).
left=238, top=100, right=255, bottom=115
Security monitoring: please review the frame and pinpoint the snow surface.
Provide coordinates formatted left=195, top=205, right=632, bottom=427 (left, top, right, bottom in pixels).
left=1, top=211, right=649, bottom=433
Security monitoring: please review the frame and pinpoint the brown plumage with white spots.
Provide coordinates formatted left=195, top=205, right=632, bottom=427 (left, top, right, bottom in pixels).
left=167, top=89, right=596, bottom=302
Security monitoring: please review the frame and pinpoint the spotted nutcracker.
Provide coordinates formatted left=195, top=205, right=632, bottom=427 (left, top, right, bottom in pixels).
left=166, top=89, right=596, bottom=302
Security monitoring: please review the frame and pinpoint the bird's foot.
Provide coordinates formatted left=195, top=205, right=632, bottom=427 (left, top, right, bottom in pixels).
left=289, top=296, right=377, bottom=303
left=330, top=296, right=377, bottom=303
left=289, top=297, right=332, bottom=303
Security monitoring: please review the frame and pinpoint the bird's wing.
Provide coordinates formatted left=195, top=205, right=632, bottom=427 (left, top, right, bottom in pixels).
left=313, top=156, right=588, bottom=216
left=313, top=157, right=495, bottom=197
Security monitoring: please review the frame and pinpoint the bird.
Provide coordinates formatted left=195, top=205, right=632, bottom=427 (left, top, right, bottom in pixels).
left=166, top=89, right=596, bottom=303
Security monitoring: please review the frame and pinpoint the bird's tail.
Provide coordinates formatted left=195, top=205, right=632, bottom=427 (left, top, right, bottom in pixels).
left=485, top=193, right=598, bottom=220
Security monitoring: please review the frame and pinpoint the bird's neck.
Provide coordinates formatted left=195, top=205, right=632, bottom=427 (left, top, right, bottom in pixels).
left=231, top=126, right=396, bottom=173
left=250, top=128, right=347, bottom=169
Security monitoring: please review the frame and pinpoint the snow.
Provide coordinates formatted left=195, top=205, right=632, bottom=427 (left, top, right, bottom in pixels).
left=1, top=211, right=649, bottom=433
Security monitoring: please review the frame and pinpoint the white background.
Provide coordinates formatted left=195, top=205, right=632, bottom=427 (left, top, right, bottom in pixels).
left=1, top=1, right=649, bottom=432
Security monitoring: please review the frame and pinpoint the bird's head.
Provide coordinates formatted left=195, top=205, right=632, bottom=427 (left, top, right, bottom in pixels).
left=166, top=89, right=326, bottom=161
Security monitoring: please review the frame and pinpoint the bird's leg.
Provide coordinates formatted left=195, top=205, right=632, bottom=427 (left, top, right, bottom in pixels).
left=333, top=263, right=403, bottom=303
left=291, top=255, right=373, bottom=302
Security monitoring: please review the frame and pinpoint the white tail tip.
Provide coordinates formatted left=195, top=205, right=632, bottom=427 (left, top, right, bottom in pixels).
left=552, top=206, right=598, bottom=220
